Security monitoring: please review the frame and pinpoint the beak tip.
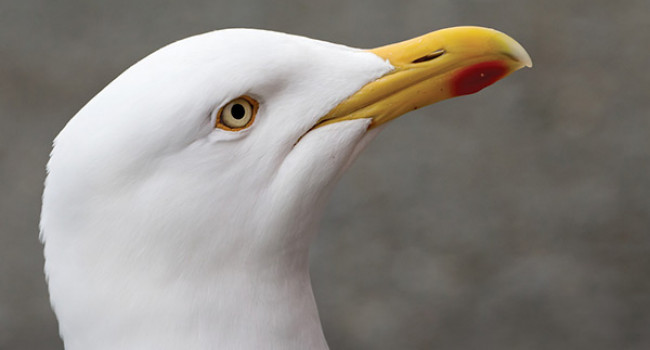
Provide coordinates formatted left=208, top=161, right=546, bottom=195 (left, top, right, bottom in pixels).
left=521, top=53, right=533, bottom=68
left=503, top=35, right=533, bottom=68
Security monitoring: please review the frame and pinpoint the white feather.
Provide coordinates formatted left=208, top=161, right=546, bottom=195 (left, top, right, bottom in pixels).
left=41, top=29, right=392, bottom=349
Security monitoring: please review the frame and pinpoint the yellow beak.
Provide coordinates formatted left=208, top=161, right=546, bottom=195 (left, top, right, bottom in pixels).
left=316, top=26, right=532, bottom=128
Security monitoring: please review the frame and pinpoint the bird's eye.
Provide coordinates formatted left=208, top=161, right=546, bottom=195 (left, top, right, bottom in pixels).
left=216, top=96, right=258, bottom=131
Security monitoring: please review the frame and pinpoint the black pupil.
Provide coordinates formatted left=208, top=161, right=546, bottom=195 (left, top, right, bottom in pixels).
left=231, top=104, right=246, bottom=120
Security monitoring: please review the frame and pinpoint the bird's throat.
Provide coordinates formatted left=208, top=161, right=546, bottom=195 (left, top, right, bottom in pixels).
left=51, top=246, right=330, bottom=350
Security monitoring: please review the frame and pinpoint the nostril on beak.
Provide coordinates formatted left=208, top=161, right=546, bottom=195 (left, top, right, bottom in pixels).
left=412, top=49, right=445, bottom=64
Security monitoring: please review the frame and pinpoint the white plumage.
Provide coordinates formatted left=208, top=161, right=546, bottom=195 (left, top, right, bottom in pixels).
left=42, top=29, right=391, bottom=350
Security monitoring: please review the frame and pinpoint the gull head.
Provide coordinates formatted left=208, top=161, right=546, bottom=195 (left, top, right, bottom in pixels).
left=41, top=27, right=530, bottom=349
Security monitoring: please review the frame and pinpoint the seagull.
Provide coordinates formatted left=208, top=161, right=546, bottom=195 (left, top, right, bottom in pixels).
left=40, top=27, right=531, bottom=350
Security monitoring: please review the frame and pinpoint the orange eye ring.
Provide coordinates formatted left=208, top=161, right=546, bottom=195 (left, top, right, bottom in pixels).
left=215, top=95, right=258, bottom=131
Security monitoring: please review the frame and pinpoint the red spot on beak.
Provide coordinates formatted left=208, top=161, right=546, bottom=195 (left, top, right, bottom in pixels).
left=451, top=60, right=509, bottom=96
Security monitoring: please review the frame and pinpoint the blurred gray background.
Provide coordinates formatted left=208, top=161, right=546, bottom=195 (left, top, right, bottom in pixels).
left=1, top=0, right=649, bottom=349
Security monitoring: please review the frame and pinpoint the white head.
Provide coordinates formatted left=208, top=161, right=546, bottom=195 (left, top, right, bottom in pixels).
left=41, top=27, right=530, bottom=349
